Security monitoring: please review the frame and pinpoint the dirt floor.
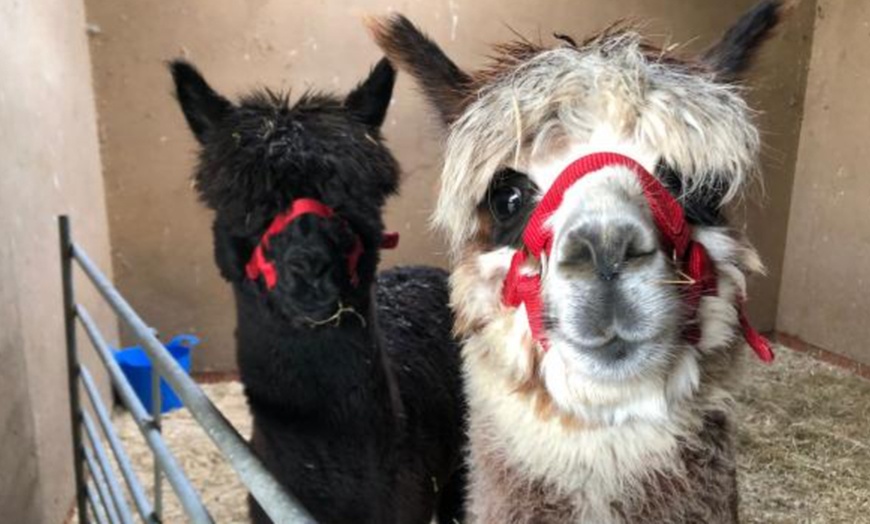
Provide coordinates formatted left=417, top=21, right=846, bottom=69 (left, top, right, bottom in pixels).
left=101, top=346, right=869, bottom=523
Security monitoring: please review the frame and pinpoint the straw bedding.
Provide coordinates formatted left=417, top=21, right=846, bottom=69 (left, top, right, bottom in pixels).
left=96, top=346, right=869, bottom=523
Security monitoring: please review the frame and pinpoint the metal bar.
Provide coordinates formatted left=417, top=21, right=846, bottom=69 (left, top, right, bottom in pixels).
left=80, top=366, right=157, bottom=523
left=86, top=482, right=110, bottom=524
left=59, top=216, right=90, bottom=524
left=152, top=367, right=163, bottom=521
left=72, top=243, right=317, bottom=524
left=76, top=304, right=214, bottom=523
left=82, top=410, right=136, bottom=524
left=83, top=443, right=122, bottom=524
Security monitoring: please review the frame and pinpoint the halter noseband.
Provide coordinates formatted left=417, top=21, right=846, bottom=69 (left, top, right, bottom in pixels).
left=245, top=198, right=399, bottom=290
left=500, top=152, right=774, bottom=362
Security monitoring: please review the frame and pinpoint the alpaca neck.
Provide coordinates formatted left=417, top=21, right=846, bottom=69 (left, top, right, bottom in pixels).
left=233, top=282, right=396, bottom=421
left=464, top=335, right=738, bottom=522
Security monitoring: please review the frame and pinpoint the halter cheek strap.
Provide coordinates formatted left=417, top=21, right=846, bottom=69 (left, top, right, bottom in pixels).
left=500, top=152, right=774, bottom=362
left=245, top=198, right=399, bottom=290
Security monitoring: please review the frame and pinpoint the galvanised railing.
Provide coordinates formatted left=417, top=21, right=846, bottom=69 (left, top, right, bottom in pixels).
left=59, top=215, right=317, bottom=523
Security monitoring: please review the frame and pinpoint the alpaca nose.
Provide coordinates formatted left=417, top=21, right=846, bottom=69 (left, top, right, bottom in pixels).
left=557, top=222, right=647, bottom=281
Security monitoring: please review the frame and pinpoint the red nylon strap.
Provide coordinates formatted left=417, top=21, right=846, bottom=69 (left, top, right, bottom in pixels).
left=502, top=250, right=548, bottom=347
left=381, top=231, right=400, bottom=249
left=501, top=152, right=772, bottom=362
left=682, top=242, right=719, bottom=345
left=521, top=153, right=692, bottom=259
left=245, top=198, right=399, bottom=290
left=740, top=305, right=775, bottom=362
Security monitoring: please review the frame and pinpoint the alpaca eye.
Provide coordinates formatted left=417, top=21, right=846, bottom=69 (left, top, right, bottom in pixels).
left=490, top=186, right=524, bottom=222
left=483, top=169, right=537, bottom=247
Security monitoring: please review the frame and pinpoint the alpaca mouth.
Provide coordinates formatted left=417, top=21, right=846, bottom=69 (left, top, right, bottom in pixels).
left=284, top=297, right=338, bottom=322
left=572, top=336, right=639, bottom=364
left=583, top=337, right=638, bottom=363
left=554, top=331, right=665, bottom=381
left=300, top=300, right=366, bottom=328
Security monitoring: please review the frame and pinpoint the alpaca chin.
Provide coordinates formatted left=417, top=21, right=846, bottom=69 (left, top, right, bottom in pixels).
left=540, top=344, right=701, bottom=425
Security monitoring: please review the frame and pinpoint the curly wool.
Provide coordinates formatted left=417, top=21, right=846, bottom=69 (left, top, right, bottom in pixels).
left=171, top=58, right=467, bottom=524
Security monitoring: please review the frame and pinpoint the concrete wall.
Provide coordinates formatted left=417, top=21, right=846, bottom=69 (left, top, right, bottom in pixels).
left=778, top=0, right=870, bottom=365
left=0, top=0, right=115, bottom=522
left=84, top=0, right=814, bottom=372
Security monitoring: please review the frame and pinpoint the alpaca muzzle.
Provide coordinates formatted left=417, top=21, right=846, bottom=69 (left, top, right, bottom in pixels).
left=501, top=152, right=774, bottom=362
left=245, top=198, right=399, bottom=290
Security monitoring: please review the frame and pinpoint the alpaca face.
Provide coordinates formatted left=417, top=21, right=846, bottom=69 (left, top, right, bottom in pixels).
left=459, top=46, right=767, bottom=422
left=483, top=149, right=685, bottom=379
left=372, top=4, right=778, bottom=424
left=172, top=59, right=400, bottom=319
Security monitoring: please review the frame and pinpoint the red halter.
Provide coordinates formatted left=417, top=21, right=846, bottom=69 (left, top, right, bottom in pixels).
left=245, top=198, right=399, bottom=290
left=500, top=152, right=774, bottom=362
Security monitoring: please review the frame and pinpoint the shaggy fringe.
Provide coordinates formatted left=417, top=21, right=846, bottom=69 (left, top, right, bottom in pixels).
left=435, top=32, right=761, bottom=256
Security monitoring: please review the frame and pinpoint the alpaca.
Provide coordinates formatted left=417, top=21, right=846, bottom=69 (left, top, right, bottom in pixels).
left=371, top=2, right=781, bottom=522
left=170, top=58, right=466, bottom=524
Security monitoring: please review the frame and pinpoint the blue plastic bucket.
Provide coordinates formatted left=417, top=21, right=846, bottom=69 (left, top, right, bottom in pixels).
left=114, top=335, right=199, bottom=414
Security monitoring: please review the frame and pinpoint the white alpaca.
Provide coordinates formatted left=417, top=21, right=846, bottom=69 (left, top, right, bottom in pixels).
left=372, top=2, right=782, bottom=522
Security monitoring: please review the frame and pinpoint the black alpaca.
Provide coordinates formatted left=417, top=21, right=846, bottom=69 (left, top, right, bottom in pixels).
left=170, top=58, right=466, bottom=524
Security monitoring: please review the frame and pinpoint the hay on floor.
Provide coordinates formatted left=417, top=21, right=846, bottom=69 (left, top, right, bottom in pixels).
left=86, top=346, right=868, bottom=523
left=737, top=347, right=870, bottom=523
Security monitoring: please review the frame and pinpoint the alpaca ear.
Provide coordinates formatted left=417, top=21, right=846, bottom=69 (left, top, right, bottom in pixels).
left=169, top=60, right=233, bottom=143
left=345, top=58, right=396, bottom=128
left=367, top=14, right=471, bottom=125
left=702, top=0, right=783, bottom=80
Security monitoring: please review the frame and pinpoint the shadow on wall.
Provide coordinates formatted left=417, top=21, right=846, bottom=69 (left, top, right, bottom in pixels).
left=1, top=1, right=117, bottom=524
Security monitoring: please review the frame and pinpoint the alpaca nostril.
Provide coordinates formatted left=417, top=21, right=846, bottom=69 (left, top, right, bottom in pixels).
left=598, top=261, right=620, bottom=281
left=559, top=223, right=650, bottom=281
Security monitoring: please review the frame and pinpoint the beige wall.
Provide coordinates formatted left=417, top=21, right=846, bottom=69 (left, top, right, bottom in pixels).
left=0, top=0, right=115, bottom=522
left=738, top=0, right=817, bottom=330
left=778, top=0, right=870, bottom=365
left=85, top=0, right=814, bottom=372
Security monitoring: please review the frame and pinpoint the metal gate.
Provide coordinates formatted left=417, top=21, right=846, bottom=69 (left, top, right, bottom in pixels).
left=59, top=215, right=317, bottom=523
